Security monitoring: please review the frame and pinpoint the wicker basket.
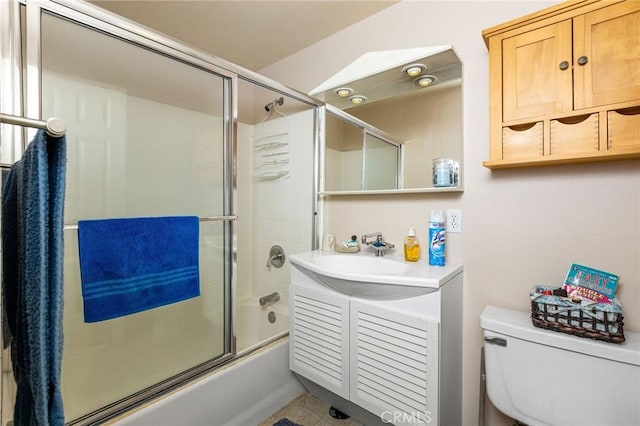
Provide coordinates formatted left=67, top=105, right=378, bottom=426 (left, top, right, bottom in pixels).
left=530, top=285, right=625, bottom=344
left=531, top=298, right=625, bottom=344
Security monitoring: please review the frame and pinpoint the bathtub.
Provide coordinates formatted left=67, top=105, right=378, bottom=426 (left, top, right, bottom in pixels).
left=236, top=300, right=289, bottom=355
left=114, top=302, right=301, bottom=426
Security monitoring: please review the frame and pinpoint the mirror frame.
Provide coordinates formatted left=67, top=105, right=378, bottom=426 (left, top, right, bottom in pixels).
left=320, top=101, right=463, bottom=195
left=316, top=47, right=464, bottom=195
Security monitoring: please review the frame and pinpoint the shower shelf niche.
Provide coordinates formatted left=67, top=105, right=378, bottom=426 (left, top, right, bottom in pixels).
left=256, top=170, right=289, bottom=180
left=257, top=159, right=289, bottom=167
left=253, top=131, right=290, bottom=180
left=254, top=141, right=288, bottom=150
left=254, top=131, right=288, bottom=144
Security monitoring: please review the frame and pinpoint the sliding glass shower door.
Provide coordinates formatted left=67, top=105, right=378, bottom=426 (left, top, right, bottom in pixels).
left=37, top=10, right=234, bottom=422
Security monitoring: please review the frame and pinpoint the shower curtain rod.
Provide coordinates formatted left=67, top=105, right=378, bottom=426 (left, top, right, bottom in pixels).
left=0, top=112, right=67, bottom=137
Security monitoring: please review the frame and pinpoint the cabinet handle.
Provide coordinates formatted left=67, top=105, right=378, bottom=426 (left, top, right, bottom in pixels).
left=559, top=60, right=569, bottom=70
left=484, top=337, right=507, bottom=347
left=577, top=56, right=588, bottom=66
left=613, top=106, right=640, bottom=116
left=506, top=122, right=538, bottom=132
left=555, top=114, right=592, bottom=125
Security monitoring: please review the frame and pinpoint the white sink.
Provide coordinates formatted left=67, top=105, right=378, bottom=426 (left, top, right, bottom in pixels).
left=311, top=255, right=412, bottom=276
left=289, top=250, right=462, bottom=299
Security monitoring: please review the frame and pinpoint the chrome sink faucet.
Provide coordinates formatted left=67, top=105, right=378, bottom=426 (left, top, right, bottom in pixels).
left=361, top=232, right=395, bottom=257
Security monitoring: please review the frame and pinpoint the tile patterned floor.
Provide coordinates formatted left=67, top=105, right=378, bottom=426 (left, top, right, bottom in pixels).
left=259, top=393, right=362, bottom=426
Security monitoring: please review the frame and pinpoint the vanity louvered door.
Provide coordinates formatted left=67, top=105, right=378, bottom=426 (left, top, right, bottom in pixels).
left=349, top=300, right=440, bottom=426
left=290, top=284, right=350, bottom=399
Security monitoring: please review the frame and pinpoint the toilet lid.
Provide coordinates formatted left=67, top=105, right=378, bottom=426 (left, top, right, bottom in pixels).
left=481, top=305, right=640, bottom=366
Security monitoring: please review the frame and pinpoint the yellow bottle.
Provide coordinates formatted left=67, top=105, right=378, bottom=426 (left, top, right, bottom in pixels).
left=404, top=225, right=420, bottom=262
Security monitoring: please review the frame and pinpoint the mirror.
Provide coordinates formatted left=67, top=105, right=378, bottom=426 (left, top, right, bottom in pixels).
left=312, top=46, right=463, bottom=194
left=324, top=106, right=401, bottom=191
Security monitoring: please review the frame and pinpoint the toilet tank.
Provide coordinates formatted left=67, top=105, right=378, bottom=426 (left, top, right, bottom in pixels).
left=481, top=305, right=640, bottom=426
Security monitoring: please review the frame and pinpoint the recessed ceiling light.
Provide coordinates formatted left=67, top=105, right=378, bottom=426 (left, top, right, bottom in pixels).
left=402, top=64, right=427, bottom=77
left=414, top=75, right=437, bottom=88
left=335, top=87, right=353, bottom=97
left=349, top=95, right=367, bottom=105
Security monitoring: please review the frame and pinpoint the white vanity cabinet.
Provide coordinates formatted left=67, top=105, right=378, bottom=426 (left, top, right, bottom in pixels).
left=289, top=254, right=463, bottom=426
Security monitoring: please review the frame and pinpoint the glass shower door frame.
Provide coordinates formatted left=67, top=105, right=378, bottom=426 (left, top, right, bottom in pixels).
left=22, top=0, right=239, bottom=423
left=7, top=0, right=323, bottom=422
left=0, top=0, right=25, bottom=167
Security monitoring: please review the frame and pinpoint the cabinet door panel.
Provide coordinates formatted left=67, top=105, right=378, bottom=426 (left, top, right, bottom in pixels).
left=574, top=2, right=640, bottom=109
left=349, top=300, right=439, bottom=425
left=502, top=21, right=573, bottom=122
left=290, top=284, right=350, bottom=399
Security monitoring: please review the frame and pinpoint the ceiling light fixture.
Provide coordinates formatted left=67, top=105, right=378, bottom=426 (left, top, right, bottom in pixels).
left=349, top=95, right=367, bottom=105
left=335, top=87, right=353, bottom=97
left=414, top=75, right=437, bottom=88
left=402, top=64, right=427, bottom=77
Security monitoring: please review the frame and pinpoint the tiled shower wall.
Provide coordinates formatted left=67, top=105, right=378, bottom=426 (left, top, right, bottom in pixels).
left=236, top=110, right=314, bottom=307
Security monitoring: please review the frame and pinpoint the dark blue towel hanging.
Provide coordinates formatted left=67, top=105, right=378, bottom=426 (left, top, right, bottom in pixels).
left=77, top=216, right=201, bottom=322
left=1, top=129, right=67, bottom=426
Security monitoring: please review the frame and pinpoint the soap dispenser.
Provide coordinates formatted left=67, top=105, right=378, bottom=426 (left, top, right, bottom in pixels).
left=404, top=225, right=420, bottom=262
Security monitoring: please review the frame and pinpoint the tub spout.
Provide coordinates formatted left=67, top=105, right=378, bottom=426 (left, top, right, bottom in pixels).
left=259, top=292, right=280, bottom=307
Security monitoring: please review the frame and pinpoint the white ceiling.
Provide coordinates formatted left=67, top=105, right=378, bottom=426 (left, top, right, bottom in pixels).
left=89, top=0, right=398, bottom=72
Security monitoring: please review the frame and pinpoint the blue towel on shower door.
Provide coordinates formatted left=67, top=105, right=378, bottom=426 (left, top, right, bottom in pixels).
left=1, top=129, right=67, bottom=426
left=77, top=216, right=201, bottom=322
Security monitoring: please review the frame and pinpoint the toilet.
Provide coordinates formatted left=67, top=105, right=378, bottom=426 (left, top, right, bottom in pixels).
left=480, top=305, right=640, bottom=426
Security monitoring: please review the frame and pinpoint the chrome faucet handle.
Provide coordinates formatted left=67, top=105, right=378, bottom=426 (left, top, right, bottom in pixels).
left=361, top=232, right=394, bottom=256
left=361, top=232, right=383, bottom=245
left=266, top=245, right=286, bottom=270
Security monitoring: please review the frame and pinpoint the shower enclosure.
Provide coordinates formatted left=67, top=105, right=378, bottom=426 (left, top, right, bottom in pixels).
left=0, top=0, right=319, bottom=423
left=235, top=81, right=317, bottom=355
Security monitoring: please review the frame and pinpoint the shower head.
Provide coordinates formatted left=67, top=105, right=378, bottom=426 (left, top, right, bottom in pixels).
left=264, top=97, right=284, bottom=112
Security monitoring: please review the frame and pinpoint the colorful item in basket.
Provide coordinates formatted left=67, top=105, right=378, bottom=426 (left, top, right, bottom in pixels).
left=562, top=263, right=618, bottom=303
left=563, top=284, right=611, bottom=304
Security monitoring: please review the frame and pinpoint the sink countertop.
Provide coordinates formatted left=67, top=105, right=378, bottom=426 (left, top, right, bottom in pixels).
left=289, top=249, right=463, bottom=289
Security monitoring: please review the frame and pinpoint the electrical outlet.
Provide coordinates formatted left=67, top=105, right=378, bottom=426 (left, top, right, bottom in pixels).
left=446, top=209, right=462, bottom=233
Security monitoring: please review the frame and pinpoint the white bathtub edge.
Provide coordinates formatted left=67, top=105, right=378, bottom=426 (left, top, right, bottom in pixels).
left=114, top=339, right=302, bottom=425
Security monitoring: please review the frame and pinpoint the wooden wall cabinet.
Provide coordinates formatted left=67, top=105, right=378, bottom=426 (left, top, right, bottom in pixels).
left=483, top=0, right=640, bottom=169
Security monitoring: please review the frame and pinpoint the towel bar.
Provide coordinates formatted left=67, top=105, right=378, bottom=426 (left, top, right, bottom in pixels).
left=0, top=112, right=67, bottom=137
left=63, top=215, right=238, bottom=230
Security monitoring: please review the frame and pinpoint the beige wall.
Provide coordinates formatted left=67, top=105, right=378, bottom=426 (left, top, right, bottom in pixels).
left=261, top=1, right=640, bottom=425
